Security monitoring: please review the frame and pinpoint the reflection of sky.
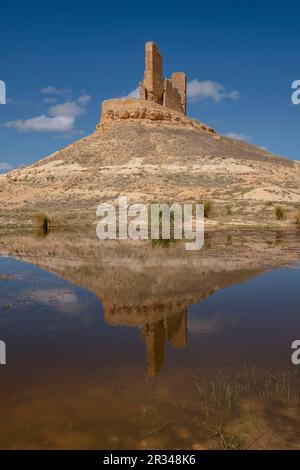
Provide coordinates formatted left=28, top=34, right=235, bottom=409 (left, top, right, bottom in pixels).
left=0, top=257, right=92, bottom=316
left=0, top=256, right=141, bottom=373
left=188, top=267, right=300, bottom=328
left=187, top=267, right=300, bottom=370
left=188, top=314, right=230, bottom=336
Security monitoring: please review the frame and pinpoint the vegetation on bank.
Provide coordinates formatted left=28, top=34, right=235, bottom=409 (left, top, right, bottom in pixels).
left=275, top=206, right=287, bottom=220
left=33, top=213, right=53, bottom=233
left=198, top=200, right=213, bottom=218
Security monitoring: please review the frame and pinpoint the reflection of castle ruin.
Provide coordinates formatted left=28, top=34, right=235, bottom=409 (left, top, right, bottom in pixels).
left=103, top=299, right=187, bottom=377
left=5, top=234, right=282, bottom=379
left=142, top=311, right=187, bottom=377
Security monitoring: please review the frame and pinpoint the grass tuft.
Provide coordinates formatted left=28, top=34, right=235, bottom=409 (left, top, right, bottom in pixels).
left=33, top=213, right=53, bottom=234
left=198, top=200, right=213, bottom=218
left=215, top=428, right=245, bottom=450
left=226, top=204, right=232, bottom=216
left=275, top=206, right=286, bottom=220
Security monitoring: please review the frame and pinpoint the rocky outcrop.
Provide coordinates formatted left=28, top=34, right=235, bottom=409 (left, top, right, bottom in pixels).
left=97, top=98, right=216, bottom=133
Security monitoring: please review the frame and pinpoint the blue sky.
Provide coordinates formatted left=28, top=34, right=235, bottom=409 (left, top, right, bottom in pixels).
left=0, top=0, right=300, bottom=171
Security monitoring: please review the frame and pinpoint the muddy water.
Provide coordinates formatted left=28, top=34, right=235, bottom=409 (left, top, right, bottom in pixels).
left=0, top=231, right=300, bottom=449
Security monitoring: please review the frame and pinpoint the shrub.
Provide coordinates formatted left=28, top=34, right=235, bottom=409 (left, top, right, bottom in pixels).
left=275, top=206, right=286, bottom=220
left=226, top=204, right=232, bottom=216
left=198, top=200, right=213, bottom=218
left=33, top=213, right=52, bottom=233
left=151, top=238, right=177, bottom=248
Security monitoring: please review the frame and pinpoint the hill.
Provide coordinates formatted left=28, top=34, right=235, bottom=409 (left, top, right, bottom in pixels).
left=0, top=108, right=299, bottom=229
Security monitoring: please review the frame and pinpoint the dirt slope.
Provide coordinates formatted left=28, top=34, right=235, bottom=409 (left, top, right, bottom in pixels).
left=0, top=118, right=299, bottom=229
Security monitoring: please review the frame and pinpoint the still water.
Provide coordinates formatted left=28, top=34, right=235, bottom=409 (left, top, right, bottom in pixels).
left=0, top=231, right=299, bottom=449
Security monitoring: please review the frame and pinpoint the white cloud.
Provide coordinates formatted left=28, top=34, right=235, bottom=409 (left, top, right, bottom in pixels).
left=4, top=115, right=75, bottom=132
left=187, top=79, right=240, bottom=103
left=6, top=97, right=30, bottom=106
left=43, top=97, right=58, bottom=104
left=114, top=87, right=139, bottom=100
left=40, top=86, right=72, bottom=96
left=0, top=162, right=13, bottom=172
left=225, top=132, right=250, bottom=142
left=119, top=82, right=239, bottom=103
left=48, top=101, right=84, bottom=118
left=77, top=94, right=91, bottom=106
left=2, top=91, right=91, bottom=133
left=125, top=87, right=140, bottom=99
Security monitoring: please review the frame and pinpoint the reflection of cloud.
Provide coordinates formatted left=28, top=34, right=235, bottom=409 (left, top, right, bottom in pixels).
left=2, top=285, right=83, bottom=316
left=26, top=289, right=78, bottom=304
left=188, top=313, right=238, bottom=336
left=21, top=288, right=83, bottom=316
left=188, top=315, right=220, bottom=335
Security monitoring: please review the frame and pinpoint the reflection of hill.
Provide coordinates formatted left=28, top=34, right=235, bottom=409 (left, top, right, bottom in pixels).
left=0, top=230, right=299, bottom=376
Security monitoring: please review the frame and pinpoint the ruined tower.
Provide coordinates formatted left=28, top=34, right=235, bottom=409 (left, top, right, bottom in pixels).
left=99, top=40, right=207, bottom=128
left=140, top=42, right=164, bottom=104
left=140, top=41, right=187, bottom=115
left=171, top=72, right=186, bottom=115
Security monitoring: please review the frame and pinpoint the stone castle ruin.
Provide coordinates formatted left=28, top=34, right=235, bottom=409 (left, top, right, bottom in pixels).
left=139, top=41, right=186, bottom=115
left=98, top=41, right=215, bottom=133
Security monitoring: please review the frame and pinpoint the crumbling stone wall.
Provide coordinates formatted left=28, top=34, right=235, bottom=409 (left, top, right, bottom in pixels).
left=163, top=79, right=183, bottom=113
left=98, top=99, right=216, bottom=134
left=139, top=42, right=187, bottom=115
left=171, top=72, right=186, bottom=115
left=140, top=42, right=163, bottom=104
